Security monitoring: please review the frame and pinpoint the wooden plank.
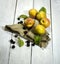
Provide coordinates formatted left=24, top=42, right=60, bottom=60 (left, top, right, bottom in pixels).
left=9, top=0, right=33, bottom=64
left=0, top=28, right=11, bottom=64
left=0, top=0, right=16, bottom=64
left=0, top=0, right=16, bottom=26
left=51, top=0, right=60, bottom=64
left=32, top=0, right=53, bottom=64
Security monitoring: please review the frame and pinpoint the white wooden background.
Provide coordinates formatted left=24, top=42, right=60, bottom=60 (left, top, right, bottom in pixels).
left=0, top=0, right=60, bottom=64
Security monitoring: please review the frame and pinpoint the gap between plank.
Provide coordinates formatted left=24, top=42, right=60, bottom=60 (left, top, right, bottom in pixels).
left=30, top=0, right=34, bottom=64
left=7, top=0, right=18, bottom=64
left=50, top=0, right=54, bottom=64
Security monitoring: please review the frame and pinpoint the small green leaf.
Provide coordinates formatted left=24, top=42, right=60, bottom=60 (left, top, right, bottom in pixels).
left=18, top=37, right=24, bottom=47
left=18, top=14, right=28, bottom=19
left=39, top=7, right=46, bottom=13
left=34, top=35, right=42, bottom=45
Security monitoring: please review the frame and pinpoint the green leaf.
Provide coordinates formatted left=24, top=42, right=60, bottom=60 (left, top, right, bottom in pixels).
left=39, top=7, right=46, bottom=13
left=34, top=35, right=42, bottom=45
left=18, top=14, right=28, bottom=19
left=18, top=37, right=24, bottom=47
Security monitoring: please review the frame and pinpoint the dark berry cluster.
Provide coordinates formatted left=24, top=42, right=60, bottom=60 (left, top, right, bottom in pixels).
left=10, top=39, right=15, bottom=49
left=18, top=21, right=23, bottom=24
left=25, top=40, right=35, bottom=47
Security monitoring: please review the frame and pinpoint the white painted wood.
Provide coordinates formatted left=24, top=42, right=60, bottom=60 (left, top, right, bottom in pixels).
left=0, top=0, right=16, bottom=64
left=1, top=0, right=60, bottom=64
left=32, top=0, right=53, bottom=64
left=0, top=28, right=11, bottom=64
left=52, top=0, right=60, bottom=64
left=0, top=0, right=16, bottom=26
left=9, top=0, right=33, bottom=64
